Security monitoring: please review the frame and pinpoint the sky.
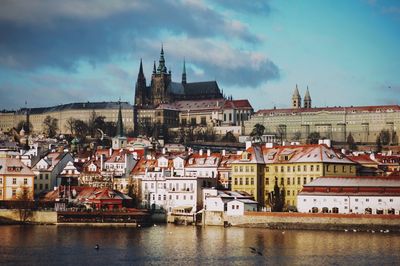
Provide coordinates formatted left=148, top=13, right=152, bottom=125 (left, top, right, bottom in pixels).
left=0, top=0, right=399, bottom=111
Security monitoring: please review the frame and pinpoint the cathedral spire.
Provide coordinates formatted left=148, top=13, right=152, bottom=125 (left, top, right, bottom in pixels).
left=292, top=84, right=301, bottom=108
left=153, top=60, right=156, bottom=74
left=157, top=44, right=167, bottom=73
left=182, top=58, right=187, bottom=84
left=116, top=100, right=124, bottom=137
left=138, top=58, right=144, bottom=79
left=304, top=86, right=312, bottom=108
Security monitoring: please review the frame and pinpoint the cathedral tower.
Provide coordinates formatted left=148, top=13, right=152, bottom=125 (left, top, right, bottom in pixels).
left=304, top=86, right=312, bottom=108
left=292, top=84, right=301, bottom=108
left=151, top=45, right=172, bottom=105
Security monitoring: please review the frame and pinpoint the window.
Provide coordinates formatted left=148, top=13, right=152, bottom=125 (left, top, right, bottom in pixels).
left=366, top=198, right=369, bottom=202
left=265, top=178, right=269, bottom=185
left=200, top=116, right=206, bottom=125
left=265, top=166, right=269, bottom=172
left=281, top=166, right=284, bottom=172
left=40, top=184, right=43, bottom=190
left=169, top=195, right=172, bottom=200
left=303, top=177, right=307, bottom=184
left=245, top=178, right=249, bottom=185
left=280, top=178, right=284, bottom=185
left=183, top=195, right=186, bottom=200
left=303, top=165, right=307, bottom=171
left=234, top=178, right=238, bottom=185
left=316, top=165, right=320, bottom=171
left=251, top=166, right=254, bottom=172
left=245, top=166, right=249, bottom=172
left=45, top=184, right=48, bottom=190
left=378, top=199, right=382, bottom=202
left=250, top=178, right=254, bottom=185
left=12, top=178, right=16, bottom=185
left=234, top=166, right=238, bottom=172
left=334, top=165, right=337, bottom=173
left=287, top=190, right=290, bottom=196
left=287, top=166, right=290, bottom=172
left=24, top=178, right=28, bottom=185
left=190, top=195, right=193, bottom=200
left=158, top=195, right=161, bottom=201
left=342, top=166, right=346, bottom=173
left=297, top=165, right=301, bottom=172
left=45, top=174, right=49, bottom=180
left=229, top=113, right=232, bottom=121
left=176, top=195, right=179, bottom=200
left=239, top=166, right=243, bottom=172
left=287, top=178, right=291, bottom=185
left=275, top=166, right=278, bottom=172
left=355, top=199, right=358, bottom=202
left=310, top=165, right=314, bottom=171
left=12, top=189, right=16, bottom=197
left=239, top=178, right=243, bottom=185
left=40, top=174, right=43, bottom=180
left=297, top=177, right=301, bottom=185
left=390, top=199, right=393, bottom=202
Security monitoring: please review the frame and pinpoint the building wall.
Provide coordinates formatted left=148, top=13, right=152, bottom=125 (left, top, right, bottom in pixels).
left=244, top=108, right=400, bottom=143
left=231, top=163, right=264, bottom=206
left=2, top=107, right=134, bottom=135
left=297, top=195, right=400, bottom=214
left=1, top=174, right=34, bottom=200
left=265, top=162, right=357, bottom=207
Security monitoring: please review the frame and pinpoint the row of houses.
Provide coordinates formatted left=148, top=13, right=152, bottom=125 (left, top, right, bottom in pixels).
left=1, top=139, right=400, bottom=216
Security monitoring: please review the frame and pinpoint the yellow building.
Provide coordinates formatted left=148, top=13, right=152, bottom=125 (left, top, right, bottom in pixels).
left=231, top=146, right=265, bottom=206
left=263, top=144, right=356, bottom=207
left=0, top=102, right=134, bottom=135
left=0, top=157, right=35, bottom=200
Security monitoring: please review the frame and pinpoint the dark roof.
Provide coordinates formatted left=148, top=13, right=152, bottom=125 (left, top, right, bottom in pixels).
left=17, top=102, right=133, bottom=115
left=183, top=81, right=221, bottom=96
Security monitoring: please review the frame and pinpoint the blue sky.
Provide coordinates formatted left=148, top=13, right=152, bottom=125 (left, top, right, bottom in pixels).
left=0, top=0, right=399, bottom=110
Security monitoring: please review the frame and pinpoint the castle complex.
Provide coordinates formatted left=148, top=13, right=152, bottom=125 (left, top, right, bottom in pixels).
left=244, top=85, right=400, bottom=144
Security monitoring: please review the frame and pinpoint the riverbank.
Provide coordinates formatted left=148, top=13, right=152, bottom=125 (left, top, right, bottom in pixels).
left=205, top=211, right=400, bottom=232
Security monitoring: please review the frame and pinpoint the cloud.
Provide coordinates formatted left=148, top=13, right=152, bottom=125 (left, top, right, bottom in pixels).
left=211, top=0, right=272, bottom=15
left=0, top=0, right=262, bottom=71
left=139, top=37, right=279, bottom=87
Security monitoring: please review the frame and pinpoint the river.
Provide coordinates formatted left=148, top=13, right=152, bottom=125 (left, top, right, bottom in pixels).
left=0, top=225, right=399, bottom=265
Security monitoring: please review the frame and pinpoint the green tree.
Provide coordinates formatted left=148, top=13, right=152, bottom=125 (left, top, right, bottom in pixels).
left=250, top=123, right=265, bottom=142
left=307, top=132, right=320, bottom=144
left=347, top=132, right=357, bottom=151
left=221, top=131, right=237, bottom=142
left=72, top=119, right=89, bottom=140
left=376, top=135, right=382, bottom=153
left=267, top=178, right=285, bottom=212
left=16, top=120, right=33, bottom=133
left=43, top=116, right=58, bottom=137
left=379, top=129, right=391, bottom=145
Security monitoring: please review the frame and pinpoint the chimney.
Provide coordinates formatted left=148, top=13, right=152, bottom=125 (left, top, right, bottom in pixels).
left=100, top=155, right=104, bottom=171
left=245, top=141, right=252, bottom=150
left=199, top=149, right=203, bottom=156
left=207, top=149, right=211, bottom=157
left=109, top=148, right=112, bottom=157
left=222, top=149, right=226, bottom=156
left=162, top=147, right=166, bottom=155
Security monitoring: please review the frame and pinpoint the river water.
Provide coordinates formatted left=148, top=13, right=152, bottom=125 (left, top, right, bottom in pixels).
left=0, top=224, right=399, bottom=265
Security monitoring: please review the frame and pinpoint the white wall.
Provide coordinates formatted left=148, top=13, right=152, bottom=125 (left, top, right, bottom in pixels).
left=297, top=194, right=400, bottom=214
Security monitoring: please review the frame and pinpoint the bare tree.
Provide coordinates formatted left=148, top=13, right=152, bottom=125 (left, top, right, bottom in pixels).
left=16, top=186, right=33, bottom=223
left=43, top=115, right=58, bottom=137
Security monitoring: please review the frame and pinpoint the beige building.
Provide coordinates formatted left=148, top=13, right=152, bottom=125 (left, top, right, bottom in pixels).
left=0, top=102, right=134, bottom=135
left=244, top=86, right=400, bottom=144
left=0, top=157, right=35, bottom=200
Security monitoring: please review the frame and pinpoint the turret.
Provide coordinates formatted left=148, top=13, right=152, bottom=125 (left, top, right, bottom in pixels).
left=157, top=44, right=167, bottom=74
left=304, top=86, right=312, bottom=108
left=292, top=84, right=301, bottom=108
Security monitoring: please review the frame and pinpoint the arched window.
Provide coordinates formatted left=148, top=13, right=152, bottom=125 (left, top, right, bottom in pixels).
left=312, top=207, right=318, bottom=213
left=332, top=207, right=339, bottom=213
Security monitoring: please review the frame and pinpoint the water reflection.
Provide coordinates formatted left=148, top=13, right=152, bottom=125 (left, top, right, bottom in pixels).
left=0, top=225, right=399, bottom=265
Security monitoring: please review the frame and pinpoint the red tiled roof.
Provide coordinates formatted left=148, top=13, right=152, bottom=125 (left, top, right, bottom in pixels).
left=256, top=105, right=400, bottom=115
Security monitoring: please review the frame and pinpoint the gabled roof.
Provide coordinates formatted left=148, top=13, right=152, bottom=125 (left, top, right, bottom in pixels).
left=0, top=157, right=35, bottom=176
left=183, top=81, right=220, bottom=96
left=223, top=99, right=253, bottom=109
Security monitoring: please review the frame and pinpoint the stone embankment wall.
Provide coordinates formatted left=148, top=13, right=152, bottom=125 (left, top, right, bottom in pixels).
left=0, top=210, right=57, bottom=224
left=205, top=211, right=400, bottom=231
